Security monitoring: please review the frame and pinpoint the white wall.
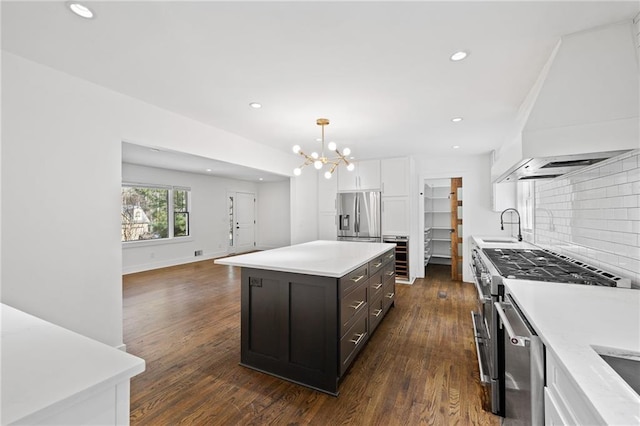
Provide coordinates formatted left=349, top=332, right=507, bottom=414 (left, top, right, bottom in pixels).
left=257, top=180, right=291, bottom=250
left=122, top=164, right=290, bottom=274
left=290, top=169, right=319, bottom=244
left=532, top=150, right=640, bottom=287
left=416, top=153, right=509, bottom=283
left=1, top=52, right=297, bottom=347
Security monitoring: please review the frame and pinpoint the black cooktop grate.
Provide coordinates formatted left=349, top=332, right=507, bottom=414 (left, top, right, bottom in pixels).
left=481, top=248, right=618, bottom=287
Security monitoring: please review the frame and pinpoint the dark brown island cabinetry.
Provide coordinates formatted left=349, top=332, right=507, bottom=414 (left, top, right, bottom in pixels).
left=239, top=248, right=396, bottom=395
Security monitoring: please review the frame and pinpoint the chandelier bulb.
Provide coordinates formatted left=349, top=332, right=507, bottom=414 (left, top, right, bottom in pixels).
left=347, top=163, right=355, bottom=171
left=328, top=141, right=337, bottom=151
left=311, top=152, right=319, bottom=159
left=292, top=145, right=301, bottom=154
left=343, top=147, right=351, bottom=156
left=324, top=171, right=332, bottom=179
left=293, top=167, right=302, bottom=176
left=314, top=160, right=323, bottom=170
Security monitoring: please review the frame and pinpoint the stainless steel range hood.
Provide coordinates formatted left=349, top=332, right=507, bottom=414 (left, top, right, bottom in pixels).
left=497, top=150, right=632, bottom=182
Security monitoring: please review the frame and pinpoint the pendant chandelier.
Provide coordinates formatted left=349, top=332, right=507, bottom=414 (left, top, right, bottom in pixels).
left=292, top=118, right=355, bottom=179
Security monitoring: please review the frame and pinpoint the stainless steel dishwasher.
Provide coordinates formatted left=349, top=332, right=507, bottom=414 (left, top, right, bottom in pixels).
left=495, top=293, right=545, bottom=426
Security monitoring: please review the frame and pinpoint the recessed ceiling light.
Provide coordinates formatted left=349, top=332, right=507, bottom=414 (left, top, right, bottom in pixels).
left=452, top=145, right=460, bottom=149
left=259, top=178, right=264, bottom=181
left=450, top=51, right=468, bottom=61
left=206, top=168, right=212, bottom=172
left=451, top=117, right=463, bottom=123
left=249, top=102, right=262, bottom=109
left=149, top=148, right=160, bottom=152
left=68, top=2, right=94, bottom=19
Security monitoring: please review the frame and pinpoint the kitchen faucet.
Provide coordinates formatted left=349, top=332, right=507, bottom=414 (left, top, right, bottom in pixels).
left=500, top=208, right=523, bottom=242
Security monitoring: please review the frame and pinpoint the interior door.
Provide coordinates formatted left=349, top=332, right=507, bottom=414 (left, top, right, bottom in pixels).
left=450, top=177, right=463, bottom=280
left=234, top=192, right=256, bottom=253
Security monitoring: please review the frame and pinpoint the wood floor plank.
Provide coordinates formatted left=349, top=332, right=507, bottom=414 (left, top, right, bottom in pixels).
left=124, top=260, right=498, bottom=425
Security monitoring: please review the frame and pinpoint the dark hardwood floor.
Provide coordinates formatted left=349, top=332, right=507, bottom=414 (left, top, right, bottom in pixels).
left=123, top=260, right=499, bottom=425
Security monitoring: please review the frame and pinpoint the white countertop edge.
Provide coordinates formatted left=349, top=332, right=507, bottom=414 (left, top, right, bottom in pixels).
left=503, top=279, right=640, bottom=426
left=215, top=240, right=396, bottom=278
left=1, top=304, right=146, bottom=425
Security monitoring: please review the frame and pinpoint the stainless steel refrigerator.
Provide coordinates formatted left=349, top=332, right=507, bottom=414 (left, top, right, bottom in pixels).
left=337, top=191, right=381, bottom=242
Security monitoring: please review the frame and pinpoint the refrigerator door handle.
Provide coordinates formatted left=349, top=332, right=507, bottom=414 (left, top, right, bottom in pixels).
left=354, top=195, right=360, bottom=233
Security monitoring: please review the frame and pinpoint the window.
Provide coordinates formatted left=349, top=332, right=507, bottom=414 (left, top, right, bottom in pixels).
left=121, top=184, right=190, bottom=242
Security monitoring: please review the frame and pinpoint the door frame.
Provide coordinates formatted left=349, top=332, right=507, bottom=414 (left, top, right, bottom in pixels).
left=227, top=190, right=256, bottom=255
left=417, top=171, right=469, bottom=281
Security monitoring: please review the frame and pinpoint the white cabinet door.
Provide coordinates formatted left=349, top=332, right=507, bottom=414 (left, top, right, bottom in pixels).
left=337, top=160, right=380, bottom=191
left=381, top=157, right=409, bottom=196
left=381, top=197, right=409, bottom=235
left=337, top=166, right=358, bottom=191
left=357, top=160, right=381, bottom=190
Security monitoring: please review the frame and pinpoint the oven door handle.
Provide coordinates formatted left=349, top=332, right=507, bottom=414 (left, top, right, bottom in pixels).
left=472, top=270, right=491, bottom=303
left=494, top=301, right=529, bottom=347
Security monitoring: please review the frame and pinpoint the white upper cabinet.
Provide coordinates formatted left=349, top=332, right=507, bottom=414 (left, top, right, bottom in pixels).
left=381, top=157, right=410, bottom=196
left=337, top=159, right=380, bottom=191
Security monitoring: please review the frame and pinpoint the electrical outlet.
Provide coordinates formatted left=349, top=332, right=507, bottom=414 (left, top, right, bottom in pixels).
left=150, top=252, right=155, bottom=259
left=194, top=250, right=203, bottom=256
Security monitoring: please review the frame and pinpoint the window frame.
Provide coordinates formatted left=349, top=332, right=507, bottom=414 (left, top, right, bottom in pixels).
left=121, top=183, right=192, bottom=246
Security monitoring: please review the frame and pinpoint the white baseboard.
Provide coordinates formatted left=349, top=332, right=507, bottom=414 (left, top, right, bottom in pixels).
left=115, top=343, right=127, bottom=352
left=122, top=251, right=226, bottom=275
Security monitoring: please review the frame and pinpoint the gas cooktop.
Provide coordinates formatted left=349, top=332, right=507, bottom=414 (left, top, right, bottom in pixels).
left=481, top=248, right=622, bottom=287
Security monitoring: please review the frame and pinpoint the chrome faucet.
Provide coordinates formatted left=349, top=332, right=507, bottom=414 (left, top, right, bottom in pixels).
left=500, top=208, right=523, bottom=242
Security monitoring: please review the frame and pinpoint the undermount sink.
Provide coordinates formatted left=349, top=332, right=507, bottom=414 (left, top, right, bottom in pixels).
left=481, top=238, right=517, bottom=244
left=595, top=348, right=640, bottom=396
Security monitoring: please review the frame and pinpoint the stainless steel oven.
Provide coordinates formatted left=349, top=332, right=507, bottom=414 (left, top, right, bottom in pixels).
left=469, top=245, right=504, bottom=415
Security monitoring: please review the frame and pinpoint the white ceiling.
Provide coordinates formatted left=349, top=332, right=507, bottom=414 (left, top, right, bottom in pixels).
left=2, top=1, right=638, bottom=176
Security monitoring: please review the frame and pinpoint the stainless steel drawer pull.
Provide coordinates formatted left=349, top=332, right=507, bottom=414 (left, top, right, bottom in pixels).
left=350, top=300, right=365, bottom=310
left=385, top=271, right=394, bottom=276
left=350, top=275, right=365, bottom=283
left=372, top=309, right=383, bottom=317
left=385, top=292, right=395, bottom=299
left=373, top=262, right=382, bottom=268
left=372, top=283, right=383, bottom=290
left=349, top=333, right=365, bottom=345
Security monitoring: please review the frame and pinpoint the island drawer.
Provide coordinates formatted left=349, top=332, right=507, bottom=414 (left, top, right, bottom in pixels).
left=339, top=311, right=368, bottom=376
left=369, top=270, right=384, bottom=300
left=382, top=262, right=395, bottom=283
left=340, top=282, right=368, bottom=336
left=340, top=264, right=369, bottom=296
left=368, top=255, right=385, bottom=274
left=369, top=294, right=384, bottom=335
left=383, top=279, right=395, bottom=312
left=382, top=248, right=395, bottom=265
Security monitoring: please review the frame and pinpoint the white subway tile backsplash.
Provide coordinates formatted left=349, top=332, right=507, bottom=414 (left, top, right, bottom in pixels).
left=534, top=150, right=640, bottom=287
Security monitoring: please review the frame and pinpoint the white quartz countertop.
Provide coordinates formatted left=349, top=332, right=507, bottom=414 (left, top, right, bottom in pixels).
left=1, top=303, right=146, bottom=425
left=503, top=279, right=640, bottom=425
left=215, top=240, right=396, bottom=278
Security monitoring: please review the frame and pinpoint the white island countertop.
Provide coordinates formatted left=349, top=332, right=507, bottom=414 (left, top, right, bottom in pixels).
left=504, top=279, right=640, bottom=425
left=215, top=240, right=396, bottom=278
left=1, top=303, right=145, bottom=425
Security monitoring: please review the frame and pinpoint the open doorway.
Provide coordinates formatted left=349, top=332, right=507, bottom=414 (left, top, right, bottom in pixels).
left=423, top=177, right=463, bottom=281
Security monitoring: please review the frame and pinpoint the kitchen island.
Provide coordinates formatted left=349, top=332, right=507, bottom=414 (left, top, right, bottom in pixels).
left=215, top=240, right=396, bottom=395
